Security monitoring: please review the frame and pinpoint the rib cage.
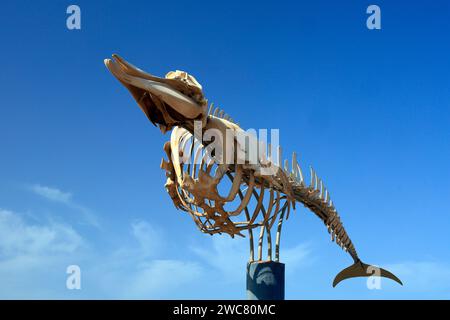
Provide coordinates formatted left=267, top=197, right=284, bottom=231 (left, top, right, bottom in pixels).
left=161, top=113, right=359, bottom=262
left=161, top=127, right=292, bottom=262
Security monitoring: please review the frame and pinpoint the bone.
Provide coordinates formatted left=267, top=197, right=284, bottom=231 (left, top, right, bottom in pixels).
left=232, top=179, right=255, bottom=261
left=225, top=167, right=243, bottom=201
left=341, top=234, right=349, bottom=247
left=185, top=139, right=195, bottom=176
left=292, top=152, right=298, bottom=178
left=179, top=133, right=192, bottom=163
left=332, top=215, right=341, bottom=231
left=337, top=227, right=346, bottom=242
left=249, top=184, right=266, bottom=224
left=260, top=142, right=268, bottom=163
left=262, top=171, right=283, bottom=190
left=278, top=165, right=293, bottom=195
left=192, top=143, right=203, bottom=178
left=266, top=223, right=273, bottom=261
left=284, top=159, right=289, bottom=173
left=257, top=223, right=266, bottom=261
left=262, top=188, right=275, bottom=225
left=170, top=127, right=187, bottom=185
left=268, top=191, right=281, bottom=229
left=285, top=201, right=291, bottom=220
left=327, top=213, right=337, bottom=226
left=227, top=172, right=255, bottom=216
left=319, top=179, right=324, bottom=199
left=335, top=233, right=342, bottom=246
left=334, top=223, right=343, bottom=238
left=276, top=146, right=282, bottom=169
left=208, top=103, right=214, bottom=115
left=296, top=163, right=304, bottom=184
left=275, top=204, right=288, bottom=262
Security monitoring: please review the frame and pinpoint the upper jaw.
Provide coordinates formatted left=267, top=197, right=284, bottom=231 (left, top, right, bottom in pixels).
left=104, top=54, right=207, bottom=131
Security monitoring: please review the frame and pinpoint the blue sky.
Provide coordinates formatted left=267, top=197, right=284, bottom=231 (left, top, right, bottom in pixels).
left=0, top=0, right=449, bottom=299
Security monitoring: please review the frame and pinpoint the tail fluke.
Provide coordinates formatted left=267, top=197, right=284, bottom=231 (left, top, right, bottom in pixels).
left=333, top=260, right=403, bottom=287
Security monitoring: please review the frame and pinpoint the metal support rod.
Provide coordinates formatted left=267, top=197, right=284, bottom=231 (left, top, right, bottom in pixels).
left=275, top=204, right=288, bottom=262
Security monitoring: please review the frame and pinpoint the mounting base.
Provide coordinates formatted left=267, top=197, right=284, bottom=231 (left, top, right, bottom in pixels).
left=246, top=261, right=285, bottom=300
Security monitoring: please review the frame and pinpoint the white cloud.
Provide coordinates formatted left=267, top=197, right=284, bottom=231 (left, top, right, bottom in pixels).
left=131, top=220, right=163, bottom=256
left=31, top=184, right=72, bottom=203
left=191, top=235, right=248, bottom=280
left=0, top=208, right=83, bottom=258
left=0, top=211, right=201, bottom=299
left=90, top=221, right=205, bottom=299
left=0, top=204, right=311, bottom=299
left=111, top=220, right=164, bottom=261
left=0, top=208, right=86, bottom=299
left=122, top=260, right=203, bottom=299
left=29, top=184, right=99, bottom=228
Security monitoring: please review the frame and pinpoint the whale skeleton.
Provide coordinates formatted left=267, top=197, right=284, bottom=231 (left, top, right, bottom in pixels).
left=104, top=54, right=402, bottom=287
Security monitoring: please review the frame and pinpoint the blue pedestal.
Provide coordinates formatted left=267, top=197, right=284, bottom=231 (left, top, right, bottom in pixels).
left=246, top=261, right=285, bottom=300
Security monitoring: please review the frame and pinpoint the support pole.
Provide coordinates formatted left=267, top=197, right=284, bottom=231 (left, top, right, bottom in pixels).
left=246, top=261, right=285, bottom=300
